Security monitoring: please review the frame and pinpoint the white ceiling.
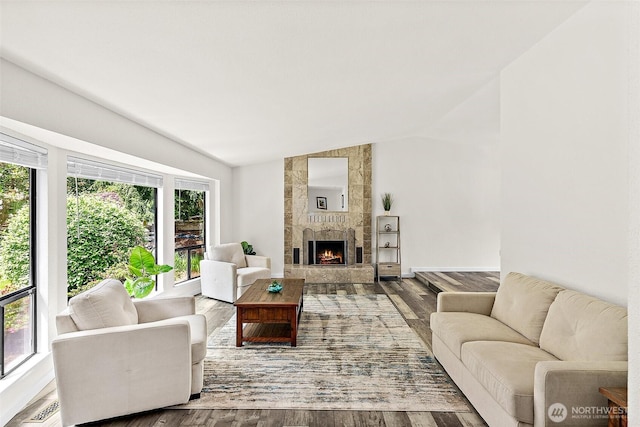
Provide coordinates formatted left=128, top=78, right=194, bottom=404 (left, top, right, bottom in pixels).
left=0, top=1, right=586, bottom=167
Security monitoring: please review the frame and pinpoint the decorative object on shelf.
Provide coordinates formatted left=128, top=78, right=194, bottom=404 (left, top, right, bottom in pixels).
left=384, top=223, right=392, bottom=232
left=384, top=242, right=390, bottom=248
left=316, top=196, right=327, bottom=210
left=267, top=280, right=283, bottom=293
left=381, top=193, right=393, bottom=215
left=124, top=246, right=173, bottom=299
left=241, top=241, right=256, bottom=255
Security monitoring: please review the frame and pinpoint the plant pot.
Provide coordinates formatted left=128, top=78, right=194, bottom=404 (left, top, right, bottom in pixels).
left=384, top=210, right=390, bottom=216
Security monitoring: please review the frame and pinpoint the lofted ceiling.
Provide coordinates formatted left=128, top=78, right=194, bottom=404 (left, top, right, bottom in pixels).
left=0, top=1, right=586, bottom=167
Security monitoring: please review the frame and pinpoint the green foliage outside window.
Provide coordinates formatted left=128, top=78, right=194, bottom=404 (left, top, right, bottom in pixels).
left=175, top=189, right=204, bottom=221
left=67, top=194, right=146, bottom=294
left=0, top=205, right=30, bottom=293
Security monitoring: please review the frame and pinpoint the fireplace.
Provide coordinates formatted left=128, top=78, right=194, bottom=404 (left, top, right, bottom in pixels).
left=308, top=240, right=346, bottom=265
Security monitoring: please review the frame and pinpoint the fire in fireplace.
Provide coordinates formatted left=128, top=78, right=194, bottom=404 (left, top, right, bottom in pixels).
left=309, top=240, right=346, bottom=265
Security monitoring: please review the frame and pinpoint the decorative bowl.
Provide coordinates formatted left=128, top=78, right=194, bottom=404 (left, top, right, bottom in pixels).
left=267, top=282, right=283, bottom=293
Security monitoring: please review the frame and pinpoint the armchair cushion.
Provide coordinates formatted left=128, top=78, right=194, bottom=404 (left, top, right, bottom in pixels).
left=237, top=267, right=272, bottom=287
left=211, top=242, right=247, bottom=268
left=68, top=278, right=138, bottom=330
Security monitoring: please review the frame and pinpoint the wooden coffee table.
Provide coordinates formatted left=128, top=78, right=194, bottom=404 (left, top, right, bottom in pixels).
left=234, top=278, right=305, bottom=347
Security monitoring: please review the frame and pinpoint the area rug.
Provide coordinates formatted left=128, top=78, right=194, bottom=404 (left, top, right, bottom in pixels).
left=179, top=294, right=470, bottom=412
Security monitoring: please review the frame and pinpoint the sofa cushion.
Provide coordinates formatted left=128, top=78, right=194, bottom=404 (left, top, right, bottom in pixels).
left=212, top=243, right=247, bottom=268
left=430, top=312, right=535, bottom=359
left=68, top=279, right=138, bottom=330
left=461, top=341, right=559, bottom=424
left=490, top=272, right=563, bottom=344
left=539, top=290, right=627, bottom=361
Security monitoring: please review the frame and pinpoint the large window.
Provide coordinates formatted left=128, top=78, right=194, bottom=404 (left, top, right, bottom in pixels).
left=66, top=158, right=160, bottom=297
left=0, top=135, right=46, bottom=378
left=174, top=179, right=207, bottom=283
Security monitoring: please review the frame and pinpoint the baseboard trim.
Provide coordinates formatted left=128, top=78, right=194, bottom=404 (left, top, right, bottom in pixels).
left=410, top=267, right=500, bottom=273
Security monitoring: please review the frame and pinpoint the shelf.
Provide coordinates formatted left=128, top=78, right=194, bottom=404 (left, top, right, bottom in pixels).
left=376, top=215, right=401, bottom=281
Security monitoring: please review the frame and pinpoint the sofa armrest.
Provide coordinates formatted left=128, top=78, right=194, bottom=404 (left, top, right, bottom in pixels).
left=52, top=320, right=192, bottom=426
left=134, top=296, right=196, bottom=323
left=533, top=360, right=628, bottom=427
left=245, top=255, right=271, bottom=269
left=436, top=292, right=496, bottom=315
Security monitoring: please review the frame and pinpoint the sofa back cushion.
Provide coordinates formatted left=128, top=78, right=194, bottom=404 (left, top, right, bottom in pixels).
left=539, top=290, right=627, bottom=361
left=490, top=272, right=564, bottom=344
left=212, top=242, right=247, bottom=268
left=68, top=279, right=138, bottom=330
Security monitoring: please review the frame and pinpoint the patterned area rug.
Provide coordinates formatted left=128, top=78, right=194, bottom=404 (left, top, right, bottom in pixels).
left=179, top=294, right=470, bottom=412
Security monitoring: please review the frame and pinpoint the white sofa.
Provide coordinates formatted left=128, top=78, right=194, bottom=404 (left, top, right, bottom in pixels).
left=52, top=279, right=207, bottom=426
left=430, top=272, right=627, bottom=427
left=200, top=242, right=271, bottom=303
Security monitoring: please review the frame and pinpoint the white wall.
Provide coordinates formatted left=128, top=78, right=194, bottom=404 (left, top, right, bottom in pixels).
left=231, top=159, right=285, bottom=277
left=628, top=2, right=640, bottom=425
left=372, top=137, right=501, bottom=274
left=0, top=59, right=234, bottom=425
left=502, top=2, right=637, bottom=423
left=500, top=2, right=629, bottom=306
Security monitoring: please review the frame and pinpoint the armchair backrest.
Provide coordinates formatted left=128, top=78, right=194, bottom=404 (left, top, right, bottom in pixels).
left=66, top=279, right=138, bottom=331
left=210, top=243, right=247, bottom=268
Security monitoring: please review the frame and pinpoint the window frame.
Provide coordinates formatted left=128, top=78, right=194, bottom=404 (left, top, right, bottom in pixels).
left=1, top=168, right=37, bottom=378
left=174, top=186, right=207, bottom=284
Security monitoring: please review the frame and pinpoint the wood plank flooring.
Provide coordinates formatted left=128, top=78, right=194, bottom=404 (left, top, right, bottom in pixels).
left=414, top=272, right=500, bottom=293
left=9, top=273, right=498, bottom=427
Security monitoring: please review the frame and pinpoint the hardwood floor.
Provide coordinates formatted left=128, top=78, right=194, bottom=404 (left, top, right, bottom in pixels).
left=10, top=273, right=498, bottom=427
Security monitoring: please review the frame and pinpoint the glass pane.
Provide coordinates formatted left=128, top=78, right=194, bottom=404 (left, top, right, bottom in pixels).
left=174, top=250, right=188, bottom=283
left=190, top=247, right=205, bottom=279
left=66, top=178, right=157, bottom=297
left=175, top=189, right=205, bottom=283
left=0, top=163, right=31, bottom=294
left=3, top=294, right=33, bottom=372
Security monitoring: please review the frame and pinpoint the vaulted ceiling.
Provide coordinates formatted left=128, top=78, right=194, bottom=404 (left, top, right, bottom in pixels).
left=0, top=1, right=586, bottom=167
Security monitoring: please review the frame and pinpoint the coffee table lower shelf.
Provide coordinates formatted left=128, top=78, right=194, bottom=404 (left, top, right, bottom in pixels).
left=240, top=323, right=295, bottom=344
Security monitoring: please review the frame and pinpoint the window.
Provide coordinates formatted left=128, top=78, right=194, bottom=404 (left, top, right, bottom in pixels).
left=0, top=134, right=46, bottom=378
left=66, top=158, right=161, bottom=297
left=174, top=179, right=207, bottom=283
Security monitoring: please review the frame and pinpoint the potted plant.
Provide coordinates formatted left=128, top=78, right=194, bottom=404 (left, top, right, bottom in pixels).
left=124, top=246, right=173, bottom=298
left=241, top=241, right=256, bottom=255
left=381, top=193, right=393, bottom=215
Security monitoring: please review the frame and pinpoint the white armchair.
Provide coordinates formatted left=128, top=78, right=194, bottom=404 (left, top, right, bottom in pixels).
left=200, top=242, right=271, bottom=303
left=52, top=279, right=206, bottom=426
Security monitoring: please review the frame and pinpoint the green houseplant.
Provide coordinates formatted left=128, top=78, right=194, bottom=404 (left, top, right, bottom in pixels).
left=124, top=246, right=173, bottom=298
left=241, top=241, right=256, bottom=255
left=381, top=193, right=393, bottom=215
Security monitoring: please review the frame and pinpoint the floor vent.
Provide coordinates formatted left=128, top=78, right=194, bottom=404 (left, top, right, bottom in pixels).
left=26, top=400, right=59, bottom=423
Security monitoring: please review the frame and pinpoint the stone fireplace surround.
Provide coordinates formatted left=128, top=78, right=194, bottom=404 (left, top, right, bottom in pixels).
left=284, top=144, right=375, bottom=283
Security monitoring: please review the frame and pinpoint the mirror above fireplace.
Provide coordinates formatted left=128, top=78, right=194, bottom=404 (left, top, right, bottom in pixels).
left=308, top=157, right=348, bottom=212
